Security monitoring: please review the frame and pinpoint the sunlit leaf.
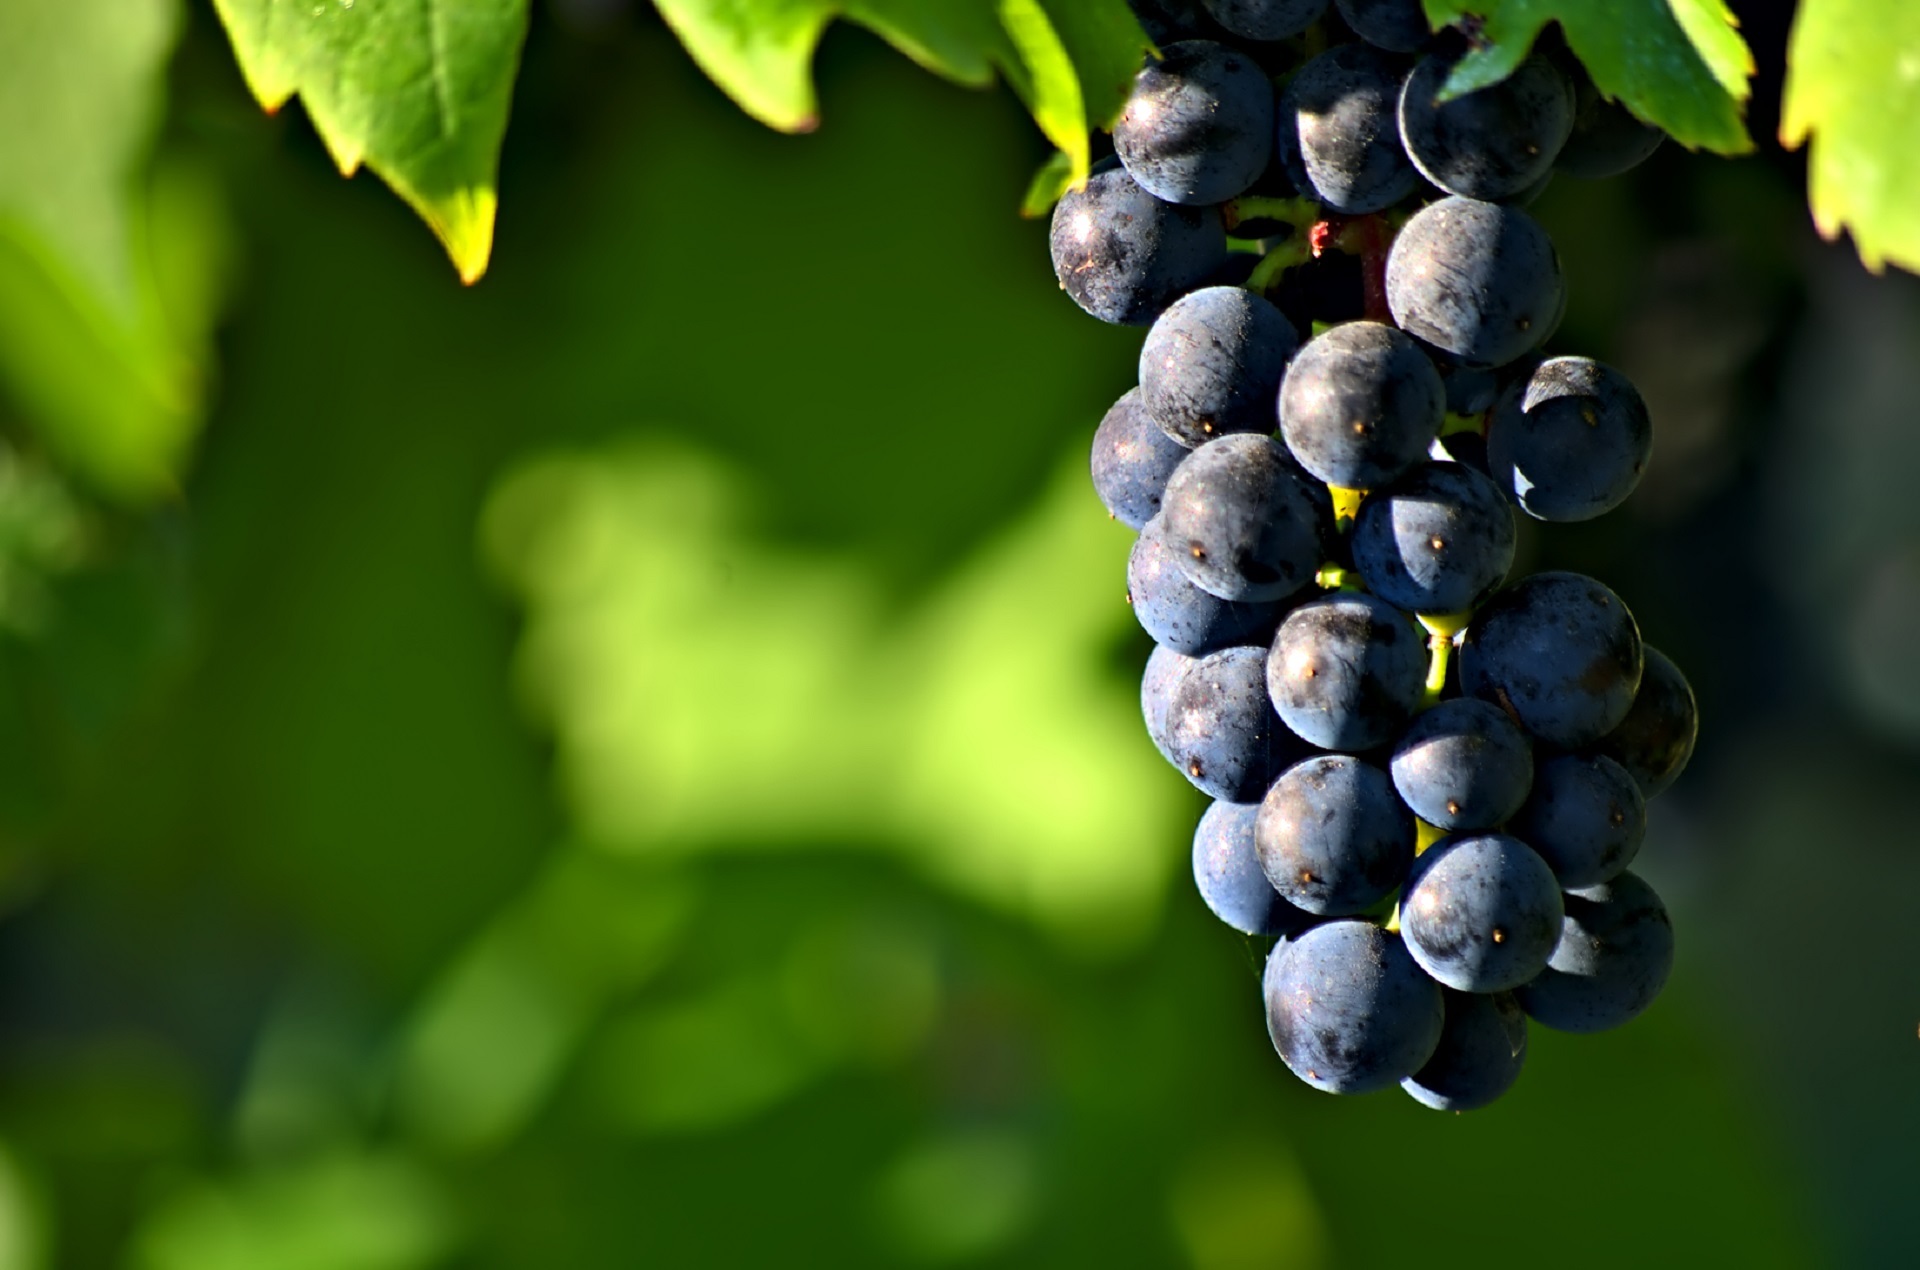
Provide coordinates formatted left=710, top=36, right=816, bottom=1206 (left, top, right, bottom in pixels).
left=1020, top=149, right=1076, bottom=217
left=209, top=0, right=530, bottom=284
left=998, top=0, right=1090, bottom=183
left=1419, top=0, right=1753, bottom=154
left=1780, top=0, right=1920, bottom=274
left=1039, top=0, right=1153, bottom=132
left=652, top=0, right=1147, bottom=185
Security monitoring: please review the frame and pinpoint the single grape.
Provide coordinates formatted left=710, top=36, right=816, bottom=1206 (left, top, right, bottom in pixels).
left=1556, top=67, right=1665, bottom=179
left=1385, top=196, right=1564, bottom=369
left=1140, top=286, right=1300, bottom=446
left=1093, top=387, right=1193, bottom=529
left=1168, top=645, right=1311, bottom=801
left=1126, top=0, right=1220, bottom=45
left=1050, top=166, right=1229, bottom=326
left=1202, top=0, right=1327, bottom=42
left=1486, top=357, right=1653, bottom=522
left=1400, top=832, right=1564, bottom=993
left=1143, top=643, right=1198, bottom=764
left=1336, top=0, right=1430, bottom=53
left=1128, top=515, right=1286, bottom=654
left=1274, top=45, right=1421, bottom=215
left=1389, top=697, right=1533, bottom=831
left=1591, top=646, right=1698, bottom=798
left=1279, top=321, right=1445, bottom=489
left=1266, top=592, right=1427, bottom=750
left=1508, top=753, right=1645, bottom=889
left=1117, top=42, right=1275, bottom=206
left=1402, top=989, right=1527, bottom=1110
left=1162, top=434, right=1332, bottom=602
left=1351, top=460, right=1515, bottom=614
left=1256, top=753, right=1414, bottom=914
left=1194, top=800, right=1318, bottom=936
left=1441, top=363, right=1504, bottom=418
left=1516, top=871, right=1673, bottom=1033
left=1264, top=920, right=1444, bottom=1093
left=1399, top=50, right=1574, bottom=201
left=1458, top=571, right=1643, bottom=748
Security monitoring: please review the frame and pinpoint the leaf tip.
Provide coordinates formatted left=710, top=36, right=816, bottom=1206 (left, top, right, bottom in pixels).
left=417, top=186, right=499, bottom=286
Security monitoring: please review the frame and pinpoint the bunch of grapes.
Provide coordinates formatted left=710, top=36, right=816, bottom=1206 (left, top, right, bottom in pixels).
left=1062, top=0, right=1701, bottom=1109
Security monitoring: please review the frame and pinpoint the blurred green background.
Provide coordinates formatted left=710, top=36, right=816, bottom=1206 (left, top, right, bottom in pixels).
left=0, top=1, right=1911, bottom=1266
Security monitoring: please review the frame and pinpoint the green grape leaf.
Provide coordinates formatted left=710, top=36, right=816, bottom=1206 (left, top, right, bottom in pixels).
left=1419, top=0, right=1754, bottom=155
left=1020, top=150, right=1076, bottom=218
left=998, top=0, right=1090, bottom=182
left=209, top=0, right=531, bottom=284
left=654, top=0, right=1002, bottom=132
left=1780, top=0, right=1920, bottom=274
left=653, top=0, right=1148, bottom=186
left=1035, top=0, right=1154, bottom=132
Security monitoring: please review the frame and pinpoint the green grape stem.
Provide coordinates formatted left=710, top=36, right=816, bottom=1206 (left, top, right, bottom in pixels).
left=1222, top=195, right=1321, bottom=235
left=1423, top=629, right=1453, bottom=705
left=1245, top=235, right=1313, bottom=295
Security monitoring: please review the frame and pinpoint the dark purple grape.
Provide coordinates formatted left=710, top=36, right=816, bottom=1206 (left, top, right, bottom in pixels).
left=1336, top=0, right=1430, bottom=53
left=1264, top=920, right=1443, bottom=1093
left=1399, top=51, right=1574, bottom=201
left=1508, top=753, right=1645, bottom=889
left=1516, top=871, right=1673, bottom=1033
left=1167, top=645, right=1312, bottom=801
left=1140, top=286, right=1300, bottom=446
left=1556, top=68, right=1666, bottom=179
left=1385, top=197, right=1564, bottom=369
left=1143, top=643, right=1197, bottom=764
left=1126, top=0, right=1220, bottom=45
left=1389, top=697, right=1533, bottom=831
left=1441, top=363, right=1504, bottom=417
left=1194, top=799, right=1318, bottom=935
left=1591, top=646, right=1698, bottom=798
left=1256, top=753, right=1414, bottom=914
left=1050, top=167, right=1229, bottom=326
left=1402, top=989, right=1527, bottom=1110
left=1275, top=44, right=1421, bottom=215
left=1279, top=320, right=1444, bottom=489
left=1266, top=592, right=1427, bottom=750
left=1092, top=387, right=1193, bottom=529
left=1486, top=357, right=1653, bottom=522
left=1351, top=460, right=1515, bottom=614
left=1400, top=832, right=1564, bottom=993
left=1202, top=0, right=1327, bottom=41
left=1128, top=515, right=1286, bottom=654
left=1162, top=434, right=1332, bottom=602
left=1116, top=41, right=1275, bottom=206
left=1458, top=571, right=1643, bottom=748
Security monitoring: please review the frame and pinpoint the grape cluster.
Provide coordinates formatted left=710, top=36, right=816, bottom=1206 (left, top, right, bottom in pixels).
left=1068, top=1, right=1699, bottom=1109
